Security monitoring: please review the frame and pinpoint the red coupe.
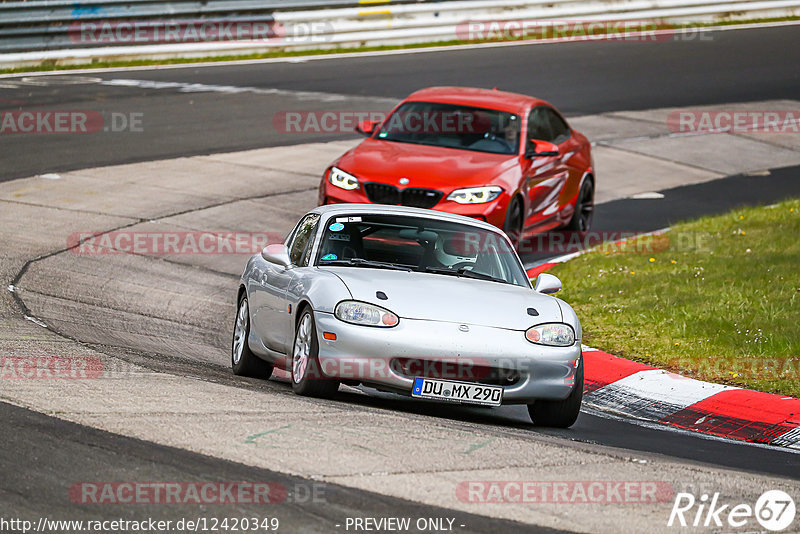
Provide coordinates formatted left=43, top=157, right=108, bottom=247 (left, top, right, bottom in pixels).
left=318, top=87, right=595, bottom=245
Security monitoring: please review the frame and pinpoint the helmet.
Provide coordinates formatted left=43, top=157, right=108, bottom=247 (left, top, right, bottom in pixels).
left=434, top=231, right=480, bottom=266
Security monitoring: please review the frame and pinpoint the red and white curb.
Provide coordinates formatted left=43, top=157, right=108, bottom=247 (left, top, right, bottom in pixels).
left=526, top=251, right=583, bottom=279
left=525, top=232, right=800, bottom=449
left=581, top=347, right=800, bottom=449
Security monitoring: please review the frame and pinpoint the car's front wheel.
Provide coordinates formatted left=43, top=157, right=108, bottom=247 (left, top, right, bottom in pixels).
left=503, top=197, right=523, bottom=249
left=528, top=360, right=583, bottom=428
left=565, top=179, right=594, bottom=232
left=291, top=308, right=340, bottom=398
left=232, top=294, right=274, bottom=379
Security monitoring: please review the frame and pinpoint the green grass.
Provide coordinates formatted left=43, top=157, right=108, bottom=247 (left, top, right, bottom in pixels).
left=1, top=16, right=798, bottom=75
left=552, top=198, right=800, bottom=397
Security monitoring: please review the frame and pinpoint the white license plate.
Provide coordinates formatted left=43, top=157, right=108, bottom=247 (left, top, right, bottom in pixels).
left=411, top=377, right=503, bottom=407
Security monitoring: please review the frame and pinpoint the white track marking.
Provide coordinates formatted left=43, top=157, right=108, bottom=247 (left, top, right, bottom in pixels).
left=772, top=427, right=800, bottom=449
left=19, top=76, right=103, bottom=86
left=99, top=78, right=396, bottom=103
left=630, top=192, right=665, bottom=199
left=24, top=315, right=48, bottom=328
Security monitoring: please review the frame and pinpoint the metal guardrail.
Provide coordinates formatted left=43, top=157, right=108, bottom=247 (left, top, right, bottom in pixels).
left=0, top=0, right=415, bottom=25
left=0, top=0, right=438, bottom=52
left=1, top=0, right=799, bottom=66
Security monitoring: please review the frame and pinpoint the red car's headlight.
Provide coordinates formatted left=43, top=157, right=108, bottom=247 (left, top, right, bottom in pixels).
left=329, top=167, right=359, bottom=191
left=447, top=186, right=503, bottom=204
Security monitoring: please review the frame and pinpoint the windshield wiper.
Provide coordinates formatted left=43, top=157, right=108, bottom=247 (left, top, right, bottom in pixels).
left=320, top=258, right=414, bottom=272
left=423, top=266, right=506, bottom=284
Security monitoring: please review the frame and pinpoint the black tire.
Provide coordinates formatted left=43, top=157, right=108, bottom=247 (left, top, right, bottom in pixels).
left=291, top=308, right=340, bottom=398
left=565, top=179, right=594, bottom=232
left=231, top=294, right=274, bottom=379
left=528, top=359, right=583, bottom=428
left=503, top=197, right=523, bottom=249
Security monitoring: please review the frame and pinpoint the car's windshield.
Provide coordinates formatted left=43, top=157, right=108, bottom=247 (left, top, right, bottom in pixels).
left=375, top=101, right=521, bottom=156
left=315, top=214, right=530, bottom=287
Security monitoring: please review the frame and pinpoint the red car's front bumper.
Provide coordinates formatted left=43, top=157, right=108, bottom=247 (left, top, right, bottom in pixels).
left=320, top=177, right=511, bottom=229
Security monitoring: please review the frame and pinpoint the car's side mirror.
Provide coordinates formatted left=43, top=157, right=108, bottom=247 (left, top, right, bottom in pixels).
left=261, top=244, right=292, bottom=269
left=355, top=119, right=381, bottom=137
left=534, top=272, right=562, bottom=294
left=525, top=139, right=560, bottom=159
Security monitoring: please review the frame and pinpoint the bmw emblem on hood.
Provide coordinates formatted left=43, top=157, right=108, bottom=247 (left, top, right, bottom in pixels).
left=399, top=177, right=410, bottom=185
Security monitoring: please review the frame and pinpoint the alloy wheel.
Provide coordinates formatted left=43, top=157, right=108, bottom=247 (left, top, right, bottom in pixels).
left=232, top=298, right=248, bottom=365
left=293, top=313, right=312, bottom=383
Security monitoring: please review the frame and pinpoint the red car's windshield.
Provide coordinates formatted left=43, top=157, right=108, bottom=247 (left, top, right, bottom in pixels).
left=375, top=101, right=521, bottom=156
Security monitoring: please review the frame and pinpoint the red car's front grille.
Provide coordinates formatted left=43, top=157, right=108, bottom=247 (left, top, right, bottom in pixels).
left=364, top=183, right=400, bottom=204
left=364, top=183, right=443, bottom=209
left=402, top=188, right=443, bottom=208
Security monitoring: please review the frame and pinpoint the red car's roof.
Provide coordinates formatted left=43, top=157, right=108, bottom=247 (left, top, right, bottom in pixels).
left=404, top=87, right=549, bottom=114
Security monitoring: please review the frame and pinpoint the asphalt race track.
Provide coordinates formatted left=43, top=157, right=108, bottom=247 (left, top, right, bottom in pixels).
left=1, top=24, right=800, bottom=181
left=0, top=402, right=553, bottom=534
left=1, top=23, right=800, bottom=533
left=7, top=166, right=800, bottom=477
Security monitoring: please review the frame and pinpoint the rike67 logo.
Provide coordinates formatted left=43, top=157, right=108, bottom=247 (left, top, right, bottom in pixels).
left=668, top=490, right=796, bottom=531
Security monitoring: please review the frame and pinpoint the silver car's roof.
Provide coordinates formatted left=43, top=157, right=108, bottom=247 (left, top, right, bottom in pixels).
left=309, top=204, right=501, bottom=233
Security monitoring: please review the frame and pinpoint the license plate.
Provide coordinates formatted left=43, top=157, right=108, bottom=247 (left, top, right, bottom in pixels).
left=411, top=377, right=503, bottom=407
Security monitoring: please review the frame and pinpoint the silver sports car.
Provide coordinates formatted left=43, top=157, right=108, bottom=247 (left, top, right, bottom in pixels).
left=232, top=204, right=583, bottom=427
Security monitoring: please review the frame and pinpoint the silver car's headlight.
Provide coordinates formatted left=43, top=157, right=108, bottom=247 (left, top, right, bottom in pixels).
left=446, top=186, right=503, bottom=204
left=335, top=301, right=399, bottom=327
left=525, top=323, right=575, bottom=346
left=329, top=167, right=359, bottom=190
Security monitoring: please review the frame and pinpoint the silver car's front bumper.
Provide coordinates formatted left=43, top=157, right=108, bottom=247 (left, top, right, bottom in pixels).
left=314, top=311, right=581, bottom=404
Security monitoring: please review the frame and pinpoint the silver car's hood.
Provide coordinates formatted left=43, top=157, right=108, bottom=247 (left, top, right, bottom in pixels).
left=320, top=267, right=562, bottom=330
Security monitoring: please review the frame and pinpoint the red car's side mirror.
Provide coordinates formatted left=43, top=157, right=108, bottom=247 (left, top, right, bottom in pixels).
left=525, top=139, right=560, bottom=158
left=355, top=120, right=381, bottom=137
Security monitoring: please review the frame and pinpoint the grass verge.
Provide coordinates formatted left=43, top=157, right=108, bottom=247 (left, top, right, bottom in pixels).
left=552, top=198, right=800, bottom=397
left=1, top=16, right=798, bottom=75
